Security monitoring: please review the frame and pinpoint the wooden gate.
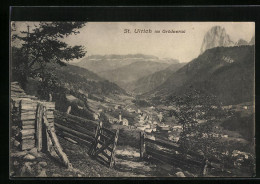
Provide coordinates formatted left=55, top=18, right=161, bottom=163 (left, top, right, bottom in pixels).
left=88, top=122, right=119, bottom=168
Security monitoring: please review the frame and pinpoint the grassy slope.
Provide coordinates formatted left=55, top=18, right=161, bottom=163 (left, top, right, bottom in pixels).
left=149, top=45, right=254, bottom=105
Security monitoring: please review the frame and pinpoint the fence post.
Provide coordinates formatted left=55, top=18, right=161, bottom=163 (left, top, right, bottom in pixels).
left=109, top=129, right=119, bottom=168
left=202, top=159, right=209, bottom=176
left=66, top=106, right=71, bottom=114
left=88, top=121, right=102, bottom=155
left=36, top=103, right=43, bottom=152
left=140, top=131, right=146, bottom=159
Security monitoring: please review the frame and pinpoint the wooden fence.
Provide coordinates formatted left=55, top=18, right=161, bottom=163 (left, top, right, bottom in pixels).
left=54, top=110, right=97, bottom=148
left=140, top=132, right=212, bottom=176
left=54, top=111, right=119, bottom=168
left=89, top=122, right=119, bottom=168
left=11, top=81, right=55, bottom=151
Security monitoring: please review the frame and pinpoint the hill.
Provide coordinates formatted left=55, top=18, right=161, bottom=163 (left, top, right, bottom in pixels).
left=98, top=60, right=173, bottom=90
left=51, top=63, right=126, bottom=96
left=130, top=62, right=186, bottom=94
left=148, top=45, right=254, bottom=105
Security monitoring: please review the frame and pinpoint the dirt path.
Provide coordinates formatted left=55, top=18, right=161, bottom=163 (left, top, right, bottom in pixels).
left=114, top=146, right=159, bottom=177
left=59, top=137, right=177, bottom=177
left=59, top=137, right=158, bottom=177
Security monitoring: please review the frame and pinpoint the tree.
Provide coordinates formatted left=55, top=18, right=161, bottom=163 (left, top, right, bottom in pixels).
left=11, top=22, right=86, bottom=98
left=168, top=86, right=230, bottom=159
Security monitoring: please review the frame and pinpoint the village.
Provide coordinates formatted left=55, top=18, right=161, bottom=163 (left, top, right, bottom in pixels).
left=64, top=91, right=254, bottom=145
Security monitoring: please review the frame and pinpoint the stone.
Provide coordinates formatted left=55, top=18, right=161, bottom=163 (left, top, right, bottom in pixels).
left=10, top=171, right=15, bottom=177
left=14, top=140, right=20, bottom=147
left=175, top=171, right=186, bottom=177
left=36, top=164, right=42, bottom=172
left=13, top=160, right=19, bottom=166
left=24, top=154, right=36, bottom=160
left=20, top=162, right=33, bottom=176
left=38, top=169, right=47, bottom=177
left=39, top=161, right=47, bottom=167
left=52, top=173, right=61, bottom=177
left=29, top=148, right=41, bottom=157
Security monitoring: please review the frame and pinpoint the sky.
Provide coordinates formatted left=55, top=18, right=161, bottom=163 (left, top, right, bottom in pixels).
left=12, top=22, right=255, bottom=63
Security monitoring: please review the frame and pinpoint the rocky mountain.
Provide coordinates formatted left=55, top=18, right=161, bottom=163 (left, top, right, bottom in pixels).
left=148, top=45, right=254, bottom=105
left=200, top=26, right=235, bottom=54
left=236, top=39, right=249, bottom=46
left=75, top=54, right=177, bottom=73
left=249, top=36, right=255, bottom=45
left=130, top=62, right=186, bottom=94
left=75, top=54, right=180, bottom=91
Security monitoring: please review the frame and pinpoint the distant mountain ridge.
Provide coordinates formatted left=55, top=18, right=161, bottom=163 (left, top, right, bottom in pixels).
left=75, top=54, right=179, bottom=73
left=148, top=45, right=254, bottom=105
left=86, top=54, right=158, bottom=60
left=75, top=54, right=181, bottom=92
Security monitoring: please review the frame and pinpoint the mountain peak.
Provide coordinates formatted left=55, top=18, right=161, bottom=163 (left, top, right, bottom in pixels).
left=236, top=39, right=249, bottom=46
left=200, top=26, right=234, bottom=54
left=249, top=36, right=255, bottom=45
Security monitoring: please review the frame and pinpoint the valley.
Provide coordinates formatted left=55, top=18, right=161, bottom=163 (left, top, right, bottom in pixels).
left=10, top=22, right=255, bottom=177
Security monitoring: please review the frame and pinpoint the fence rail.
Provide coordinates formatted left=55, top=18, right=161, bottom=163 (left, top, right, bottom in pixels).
left=140, top=132, right=210, bottom=176
left=54, top=110, right=97, bottom=147
left=140, top=131, right=241, bottom=176
left=54, top=110, right=119, bottom=168
left=89, top=122, right=119, bottom=168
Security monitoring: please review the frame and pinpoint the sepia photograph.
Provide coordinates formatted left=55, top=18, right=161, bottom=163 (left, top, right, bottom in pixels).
left=10, top=21, right=255, bottom=178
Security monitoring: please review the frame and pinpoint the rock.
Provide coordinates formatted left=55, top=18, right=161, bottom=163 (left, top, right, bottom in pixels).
left=13, top=160, right=19, bottom=166
left=77, top=174, right=82, bottom=177
left=36, top=164, right=42, bottom=172
left=29, top=148, right=41, bottom=157
left=39, top=161, right=47, bottom=167
left=175, top=171, right=186, bottom=177
left=14, top=140, right=20, bottom=147
left=96, top=174, right=101, bottom=177
left=52, top=173, right=61, bottom=177
left=10, top=171, right=15, bottom=177
left=38, top=169, right=47, bottom=177
left=20, top=162, right=33, bottom=176
left=11, top=151, right=27, bottom=158
left=24, top=154, right=36, bottom=160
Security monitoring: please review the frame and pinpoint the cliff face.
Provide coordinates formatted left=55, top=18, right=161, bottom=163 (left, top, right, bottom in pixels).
left=200, top=26, right=235, bottom=54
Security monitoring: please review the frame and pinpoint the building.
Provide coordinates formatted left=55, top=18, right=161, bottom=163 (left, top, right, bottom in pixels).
left=93, top=113, right=100, bottom=120
left=121, top=118, right=129, bottom=126
left=172, top=125, right=183, bottom=132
